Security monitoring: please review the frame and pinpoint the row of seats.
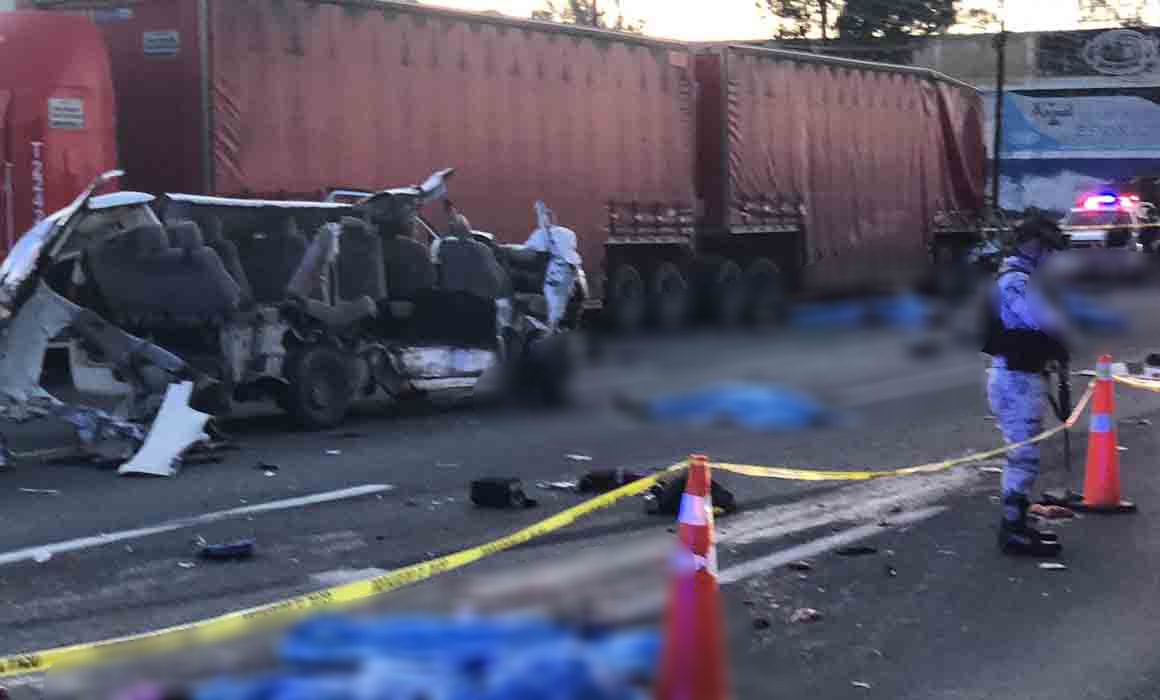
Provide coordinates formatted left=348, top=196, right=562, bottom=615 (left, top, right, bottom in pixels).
left=84, top=211, right=529, bottom=337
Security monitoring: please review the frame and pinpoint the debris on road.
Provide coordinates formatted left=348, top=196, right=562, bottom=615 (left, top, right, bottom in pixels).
left=886, top=565, right=898, bottom=577
left=565, top=453, right=593, bottom=462
left=537, top=480, right=579, bottom=492
left=790, top=607, right=822, bottom=624
left=579, top=468, right=645, bottom=493
left=787, top=560, right=813, bottom=572
left=325, top=449, right=342, bottom=456
left=1030, top=504, right=1076, bottom=520
left=470, top=477, right=538, bottom=509
left=177, top=561, right=196, bottom=569
left=835, top=545, right=878, bottom=557
left=19, top=488, right=60, bottom=495
left=646, top=474, right=737, bottom=516
left=1038, top=562, right=1068, bottom=571
left=199, top=539, right=256, bottom=561
left=255, top=462, right=280, bottom=477
left=852, top=681, right=872, bottom=690
left=979, top=466, right=1003, bottom=474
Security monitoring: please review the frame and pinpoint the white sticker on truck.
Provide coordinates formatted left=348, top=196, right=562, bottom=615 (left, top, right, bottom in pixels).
left=48, top=98, right=85, bottom=130
left=143, top=30, right=181, bottom=57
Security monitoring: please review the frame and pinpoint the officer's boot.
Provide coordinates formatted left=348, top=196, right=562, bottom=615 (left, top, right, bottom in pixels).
left=998, top=494, right=1062, bottom=557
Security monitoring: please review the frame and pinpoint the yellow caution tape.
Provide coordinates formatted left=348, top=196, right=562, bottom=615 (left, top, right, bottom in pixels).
left=1115, top=375, right=1160, bottom=393
left=0, top=383, right=1101, bottom=678
left=716, top=383, right=1094, bottom=482
left=0, top=468, right=676, bottom=678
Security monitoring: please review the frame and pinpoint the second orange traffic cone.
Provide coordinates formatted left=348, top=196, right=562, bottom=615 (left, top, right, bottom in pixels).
left=1075, top=354, right=1136, bottom=513
left=655, top=455, right=729, bottom=700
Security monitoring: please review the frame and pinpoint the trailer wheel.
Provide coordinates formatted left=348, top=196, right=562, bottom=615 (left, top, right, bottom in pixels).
left=648, top=262, right=689, bottom=331
left=744, top=258, right=786, bottom=327
left=608, top=264, right=646, bottom=333
left=281, top=345, right=354, bottom=431
left=704, top=259, right=745, bottom=326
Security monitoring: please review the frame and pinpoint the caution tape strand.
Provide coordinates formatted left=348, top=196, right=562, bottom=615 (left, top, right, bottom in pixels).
left=0, top=384, right=1105, bottom=678
left=716, top=383, right=1094, bottom=482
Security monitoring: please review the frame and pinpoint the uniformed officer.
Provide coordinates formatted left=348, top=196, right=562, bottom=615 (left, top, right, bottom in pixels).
left=982, top=214, right=1069, bottom=557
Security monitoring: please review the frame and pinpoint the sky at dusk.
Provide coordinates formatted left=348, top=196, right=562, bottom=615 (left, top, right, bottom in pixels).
left=424, top=0, right=1160, bottom=41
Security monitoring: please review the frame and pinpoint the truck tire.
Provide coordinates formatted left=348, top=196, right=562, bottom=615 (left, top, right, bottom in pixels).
left=648, top=262, right=689, bottom=331
left=744, top=258, right=785, bottom=326
left=703, top=258, right=745, bottom=326
left=608, top=264, right=645, bottom=333
left=281, top=345, right=354, bottom=431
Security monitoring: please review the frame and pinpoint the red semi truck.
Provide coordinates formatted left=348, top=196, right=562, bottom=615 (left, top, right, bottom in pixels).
left=26, top=0, right=986, bottom=330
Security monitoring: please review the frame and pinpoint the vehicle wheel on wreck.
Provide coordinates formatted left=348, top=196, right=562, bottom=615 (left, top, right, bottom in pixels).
left=280, top=344, right=355, bottom=430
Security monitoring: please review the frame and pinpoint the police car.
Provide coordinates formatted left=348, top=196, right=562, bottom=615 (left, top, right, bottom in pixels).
left=1054, top=193, right=1155, bottom=282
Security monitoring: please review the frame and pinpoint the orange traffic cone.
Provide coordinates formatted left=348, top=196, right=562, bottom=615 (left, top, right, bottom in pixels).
left=655, top=455, right=729, bottom=700
left=1073, top=355, right=1136, bottom=513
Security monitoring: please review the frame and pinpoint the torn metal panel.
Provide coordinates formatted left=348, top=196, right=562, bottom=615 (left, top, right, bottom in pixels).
left=119, top=381, right=210, bottom=478
left=0, top=281, right=81, bottom=414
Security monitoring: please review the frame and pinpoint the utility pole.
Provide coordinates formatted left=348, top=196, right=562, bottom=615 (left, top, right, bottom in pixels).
left=991, top=13, right=1007, bottom=212
left=820, top=0, right=829, bottom=40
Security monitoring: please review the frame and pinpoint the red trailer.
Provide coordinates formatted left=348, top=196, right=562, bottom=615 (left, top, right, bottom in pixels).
left=30, top=0, right=987, bottom=331
left=0, top=10, right=117, bottom=255
left=33, top=0, right=697, bottom=290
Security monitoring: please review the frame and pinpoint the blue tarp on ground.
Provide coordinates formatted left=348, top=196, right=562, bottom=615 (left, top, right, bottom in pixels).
left=789, top=294, right=932, bottom=331
left=194, top=617, right=659, bottom=700
left=646, top=382, right=831, bottom=431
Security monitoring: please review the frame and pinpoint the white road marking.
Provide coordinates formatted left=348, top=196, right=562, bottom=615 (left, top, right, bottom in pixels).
left=0, top=484, right=394, bottom=568
left=718, top=506, right=947, bottom=584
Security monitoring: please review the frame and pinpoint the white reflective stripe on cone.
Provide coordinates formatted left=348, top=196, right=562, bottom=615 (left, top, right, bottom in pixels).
left=1090, top=413, right=1114, bottom=434
left=678, top=494, right=709, bottom=527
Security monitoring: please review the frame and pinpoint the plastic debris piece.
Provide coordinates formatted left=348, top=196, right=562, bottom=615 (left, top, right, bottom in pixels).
left=886, top=566, right=898, bottom=577
left=789, top=607, right=822, bottom=624
left=537, top=481, right=579, bottom=491
left=326, top=449, right=342, bottom=456
left=177, top=561, right=196, bottom=569
left=979, top=466, right=1003, bottom=474
left=199, top=539, right=256, bottom=561
left=852, top=681, right=872, bottom=689
left=19, top=488, right=60, bottom=495
left=835, top=545, right=877, bottom=557
left=565, top=453, right=593, bottom=462
left=1038, top=562, right=1068, bottom=571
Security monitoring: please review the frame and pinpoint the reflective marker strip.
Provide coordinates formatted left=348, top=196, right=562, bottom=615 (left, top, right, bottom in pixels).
left=1090, top=413, right=1114, bottom=434
left=678, top=494, right=708, bottom=527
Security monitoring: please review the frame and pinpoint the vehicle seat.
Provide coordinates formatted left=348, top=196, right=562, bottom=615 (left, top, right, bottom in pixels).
left=501, top=245, right=550, bottom=295
left=337, top=217, right=386, bottom=302
left=235, top=218, right=309, bottom=304
left=382, top=235, right=436, bottom=300
left=87, top=223, right=241, bottom=322
left=197, top=216, right=254, bottom=307
left=287, top=225, right=377, bottom=329
left=436, top=236, right=510, bottom=301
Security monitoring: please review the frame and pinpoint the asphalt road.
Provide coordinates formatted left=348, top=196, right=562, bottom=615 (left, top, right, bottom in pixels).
left=3, top=288, right=1160, bottom=698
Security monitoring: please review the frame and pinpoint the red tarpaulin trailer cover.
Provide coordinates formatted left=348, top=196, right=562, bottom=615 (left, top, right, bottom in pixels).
left=0, top=11, right=117, bottom=254
left=696, top=46, right=986, bottom=293
left=59, top=0, right=697, bottom=283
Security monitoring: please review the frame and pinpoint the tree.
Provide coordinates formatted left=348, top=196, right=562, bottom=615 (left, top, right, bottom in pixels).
left=757, top=0, right=958, bottom=41
left=1078, top=0, right=1149, bottom=26
left=532, top=0, right=644, bottom=33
